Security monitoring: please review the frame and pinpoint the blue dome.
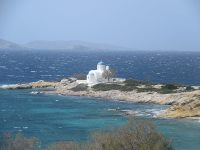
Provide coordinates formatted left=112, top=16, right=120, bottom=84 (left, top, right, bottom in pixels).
left=97, top=61, right=105, bottom=65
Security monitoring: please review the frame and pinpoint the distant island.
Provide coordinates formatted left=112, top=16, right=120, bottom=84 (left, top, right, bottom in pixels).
left=0, top=39, right=24, bottom=50
left=0, top=38, right=130, bottom=51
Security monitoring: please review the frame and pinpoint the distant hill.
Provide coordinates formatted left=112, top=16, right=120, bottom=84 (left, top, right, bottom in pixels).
left=24, top=40, right=130, bottom=51
left=0, top=39, right=23, bottom=50
left=0, top=38, right=130, bottom=51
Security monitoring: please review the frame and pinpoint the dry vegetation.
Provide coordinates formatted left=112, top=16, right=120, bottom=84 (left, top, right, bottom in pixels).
left=162, top=94, right=200, bottom=118
left=0, top=119, right=173, bottom=150
left=70, top=84, right=88, bottom=91
left=92, top=79, right=192, bottom=94
left=0, top=133, right=39, bottom=150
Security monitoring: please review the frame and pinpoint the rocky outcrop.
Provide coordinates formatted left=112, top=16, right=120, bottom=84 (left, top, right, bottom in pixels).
left=0, top=80, right=59, bottom=89
left=0, top=84, right=32, bottom=89
left=160, top=92, right=200, bottom=118
left=31, top=80, right=59, bottom=88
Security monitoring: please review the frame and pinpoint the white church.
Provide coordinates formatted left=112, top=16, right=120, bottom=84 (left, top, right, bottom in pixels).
left=87, top=61, right=111, bottom=86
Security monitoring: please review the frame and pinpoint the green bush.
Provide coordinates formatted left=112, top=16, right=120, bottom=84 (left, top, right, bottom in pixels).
left=93, top=83, right=137, bottom=91
left=92, top=82, right=158, bottom=92
left=70, top=84, right=88, bottom=91
left=161, top=84, right=178, bottom=90
left=124, top=79, right=152, bottom=86
left=136, top=87, right=158, bottom=93
left=92, top=82, right=182, bottom=93
left=120, top=85, right=136, bottom=91
left=185, top=86, right=194, bottom=91
left=92, top=84, right=122, bottom=91
left=155, top=84, right=178, bottom=94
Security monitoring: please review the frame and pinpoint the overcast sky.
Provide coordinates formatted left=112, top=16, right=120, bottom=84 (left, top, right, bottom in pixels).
left=0, top=0, right=200, bottom=51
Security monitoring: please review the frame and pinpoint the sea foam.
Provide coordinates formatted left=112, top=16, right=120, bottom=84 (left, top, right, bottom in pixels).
left=0, top=84, right=18, bottom=89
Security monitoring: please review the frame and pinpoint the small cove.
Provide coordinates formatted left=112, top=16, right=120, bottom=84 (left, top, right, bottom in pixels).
left=0, top=89, right=199, bottom=150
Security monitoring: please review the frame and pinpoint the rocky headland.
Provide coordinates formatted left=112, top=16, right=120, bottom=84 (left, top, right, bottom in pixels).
left=1, top=78, right=200, bottom=119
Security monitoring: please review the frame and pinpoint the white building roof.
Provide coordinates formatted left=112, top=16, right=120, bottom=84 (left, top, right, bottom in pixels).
left=97, top=61, right=105, bottom=65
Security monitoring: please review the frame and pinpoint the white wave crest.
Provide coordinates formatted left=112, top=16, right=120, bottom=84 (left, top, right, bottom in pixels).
left=0, top=84, right=18, bottom=89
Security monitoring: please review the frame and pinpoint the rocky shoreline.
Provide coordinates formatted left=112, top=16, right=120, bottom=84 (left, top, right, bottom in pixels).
left=1, top=78, right=200, bottom=119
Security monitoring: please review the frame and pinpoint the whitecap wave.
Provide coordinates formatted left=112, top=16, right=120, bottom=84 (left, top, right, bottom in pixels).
left=107, top=108, right=117, bottom=111
left=0, top=66, right=8, bottom=69
left=48, top=66, right=56, bottom=69
left=30, top=91, right=39, bottom=95
left=7, top=75, right=15, bottom=77
left=13, top=126, right=20, bottom=129
left=0, top=84, right=18, bottom=89
left=16, top=75, right=25, bottom=77
left=40, top=75, right=52, bottom=77
left=30, top=91, right=43, bottom=95
left=120, top=108, right=166, bottom=118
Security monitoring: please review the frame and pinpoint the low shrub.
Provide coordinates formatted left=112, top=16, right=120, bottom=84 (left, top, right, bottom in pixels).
left=155, top=84, right=178, bottom=94
left=46, top=141, right=81, bottom=150
left=0, top=133, right=39, bottom=150
left=120, top=85, right=136, bottom=91
left=0, top=119, right=173, bottom=150
left=92, top=84, right=122, bottom=91
left=70, top=84, right=88, bottom=91
left=124, top=79, right=151, bottom=86
left=46, top=118, right=173, bottom=150
left=185, top=86, right=194, bottom=91
left=136, top=87, right=158, bottom=93
left=161, top=84, right=178, bottom=90
left=92, top=82, right=181, bottom=94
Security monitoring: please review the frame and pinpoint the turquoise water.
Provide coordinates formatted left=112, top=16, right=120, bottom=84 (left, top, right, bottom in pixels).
left=155, top=119, right=200, bottom=150
left=0, top=89, right=200, bottom=149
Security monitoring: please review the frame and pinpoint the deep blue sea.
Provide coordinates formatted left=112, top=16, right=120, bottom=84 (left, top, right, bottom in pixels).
left=0, top=50, right=200, bottom=150
left=0, top=50, right=200, bottom=85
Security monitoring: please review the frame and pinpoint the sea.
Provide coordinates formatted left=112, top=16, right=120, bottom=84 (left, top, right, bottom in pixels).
left=0, top=50, right=200, bottom=150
